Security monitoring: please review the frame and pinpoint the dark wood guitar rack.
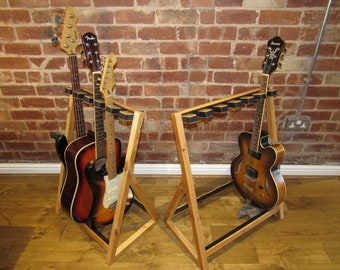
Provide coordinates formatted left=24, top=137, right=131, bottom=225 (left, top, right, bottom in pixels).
left=55, top=91, right=158, bottom=265
left=164, top=88, right=284, bottom=270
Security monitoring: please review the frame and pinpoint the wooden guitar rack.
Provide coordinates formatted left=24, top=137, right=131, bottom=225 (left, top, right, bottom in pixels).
left=164, top=88, right=284, bottom=270
left=55, top=93, right=158, bottom=265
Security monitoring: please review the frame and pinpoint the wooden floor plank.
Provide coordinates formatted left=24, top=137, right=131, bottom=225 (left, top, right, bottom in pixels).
left=0, top=174, right=339, bottom=269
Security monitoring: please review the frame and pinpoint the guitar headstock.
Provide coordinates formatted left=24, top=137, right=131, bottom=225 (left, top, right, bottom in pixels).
left=81, top=32, right=101, bottom=72
left=99, top=54, right=117, bottom=100
left=59, top=6, right=79, bottom=55
left=262, top=36, right=286, bottom=75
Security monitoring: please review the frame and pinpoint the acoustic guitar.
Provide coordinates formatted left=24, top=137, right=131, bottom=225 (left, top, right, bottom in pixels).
left=58, top=7, right=94, bottom=223
left=230, top=36, right=287, bottom=210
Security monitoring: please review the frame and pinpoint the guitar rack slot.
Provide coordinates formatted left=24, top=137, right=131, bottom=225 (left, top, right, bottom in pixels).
left=213, top=103, right=228, bottom=114
left=253, top=92, right=267, bottom=100
left=65, top=87, right=73, bottom=95
left=240, top=95, right=254, bottom=106
left=83, top=95, right=94, bottom=104
left=227, top=99, right=242, bottom=111
left=94, top=99, right=105, bottom=109
left=183, top=113, right=198, bottom=124
left=267, top=88, right=277, bottom=97
left=164, top=87, right=284, bottom=270
left=118, top=110, right=134, bottom=121
left=106, top=104, right=121, bottom=115
left=198, top=108, right=213, bottom=119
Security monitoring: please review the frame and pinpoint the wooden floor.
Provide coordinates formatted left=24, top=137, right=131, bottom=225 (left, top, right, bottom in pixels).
left=0, top=173, right=339, bottom=270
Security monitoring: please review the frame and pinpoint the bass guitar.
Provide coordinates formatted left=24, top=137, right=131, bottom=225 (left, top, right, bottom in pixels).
left=82, top=34, right=129, bottom=226
left=54, top=7, right=87, bottom=164
left=231, top=36, right=287, bottom=210
left=59, top=7, right=95, bottom=223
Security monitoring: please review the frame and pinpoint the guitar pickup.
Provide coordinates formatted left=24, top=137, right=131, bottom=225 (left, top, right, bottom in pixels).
left=245, top=165, right=258, bottom=182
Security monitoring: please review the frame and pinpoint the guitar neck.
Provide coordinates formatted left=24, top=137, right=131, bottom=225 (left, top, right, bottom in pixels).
left=69, top=54, right=86, bottom=138
left=249, top=73, right=270, bottom=154
left=105, top=96, right=118, bottom=179
left=93, top=71, right=106, bottom=160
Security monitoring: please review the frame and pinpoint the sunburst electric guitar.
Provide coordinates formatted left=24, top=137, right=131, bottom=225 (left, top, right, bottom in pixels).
left=231, top=36, right=287, bottom=210
left=81, top=37, right=132, bottom=226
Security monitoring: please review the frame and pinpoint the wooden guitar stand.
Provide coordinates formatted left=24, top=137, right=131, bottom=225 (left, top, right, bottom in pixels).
left=55, top=95, right=158, bottom=265
left=164, top=88, right=285, bottom=270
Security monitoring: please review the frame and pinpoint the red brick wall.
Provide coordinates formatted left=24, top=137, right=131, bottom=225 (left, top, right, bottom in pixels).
left=0, top=0, right=339, bottom=165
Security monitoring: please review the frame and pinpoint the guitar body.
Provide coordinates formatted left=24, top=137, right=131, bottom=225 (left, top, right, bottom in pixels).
left=61, top=133, right=95, bottom=223
left=231, top=131, right=286, bottom=209
left=55, top=135, right=68, bottom=165
left=85, top=168, right=132, bottom=226
left=85, top=139, right=131, bottom=226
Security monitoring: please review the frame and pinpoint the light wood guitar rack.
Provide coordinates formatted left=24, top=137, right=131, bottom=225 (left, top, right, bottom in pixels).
left=56, top=89, right=158, bottom=265
left=164, top=88, right=284, bottom=270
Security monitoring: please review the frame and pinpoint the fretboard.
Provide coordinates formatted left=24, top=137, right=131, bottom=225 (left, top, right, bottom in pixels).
left=69, top=54, right=86, bottom=138
left=249, top=74, right=270, bottom=154
left=105, top=96, right=117, bottom=179
left=93, top=71, right=106, bottom=160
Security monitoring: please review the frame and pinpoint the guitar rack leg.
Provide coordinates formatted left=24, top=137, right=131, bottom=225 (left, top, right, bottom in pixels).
left=98, top=111, right=159, bottom=265
left=56, top=93, right=75, bottom=215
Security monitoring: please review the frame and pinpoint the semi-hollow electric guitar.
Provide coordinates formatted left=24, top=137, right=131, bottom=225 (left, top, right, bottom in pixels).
left=231, top=36, right=287, bottom=210
left=59, top=7, right=95, bottom=223
left=82, top=34, right=130, bottom=226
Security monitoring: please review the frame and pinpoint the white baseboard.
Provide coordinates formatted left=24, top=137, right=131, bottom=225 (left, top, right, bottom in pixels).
left=0, top=163, right=339, bottom=176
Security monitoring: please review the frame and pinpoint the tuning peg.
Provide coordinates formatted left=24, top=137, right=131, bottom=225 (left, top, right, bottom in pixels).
left=51, top=35, right=60, bottom=47
left=54, top=14, right=63, bottom=26
left=80, top=51, right=87, bottom=65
